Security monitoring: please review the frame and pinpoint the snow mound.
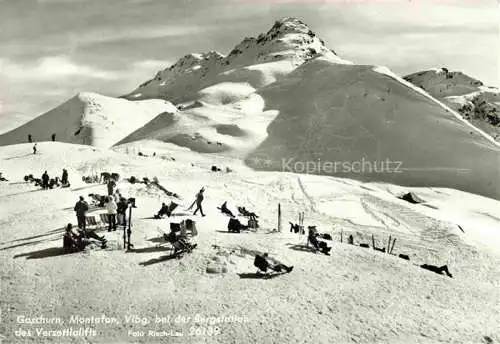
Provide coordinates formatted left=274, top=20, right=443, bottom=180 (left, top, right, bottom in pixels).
left=0, top=92, right=177, bottom=148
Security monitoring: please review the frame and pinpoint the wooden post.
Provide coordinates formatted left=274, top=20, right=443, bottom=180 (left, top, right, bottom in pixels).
left=277, top=203, right=281, bottom=232
left=340, top=230, right=343, bottom=243
left=390, top=238, right=396, bottom=254
left=372, top=234, right=375, bottom=250
left=387, top=235, right=391, bottom=254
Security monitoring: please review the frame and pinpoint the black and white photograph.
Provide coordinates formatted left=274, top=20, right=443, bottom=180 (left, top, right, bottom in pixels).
left=0, top=0, right=498, bottom=343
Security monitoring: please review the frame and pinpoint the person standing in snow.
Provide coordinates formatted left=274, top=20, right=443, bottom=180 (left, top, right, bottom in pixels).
left=107, top=179, right=116, bottom=196
left=105, top=196, right=118, bottom=231
left=193, top=187, right=206, bottom=217
left=51, top=133, right=56, bottom=142
left=61, top=169, right=69, bottom=185
left=74, top=196, right=89, bottom=231
left=41, top=171, right=49, bottom=190
left=28, top=134, right=32, bottom=143
left=33, top=143, right=37, bottom=155
left=117, top=197, right=128, bottom=228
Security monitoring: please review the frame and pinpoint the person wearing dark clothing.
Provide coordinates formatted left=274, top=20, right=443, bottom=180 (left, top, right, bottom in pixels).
left=308, top=226, right=331, bottom=255
left=28, top=134, right=32, bottom=143
left=61, top=169, right=68, bottom=185
left=254, top=253, right=293, bottom=274
left=63, top=224, right=85, bottom=252
left=41, top=171, right=50, bottom=190
left=193, top=187, right=205, bottom=216
left=420, top=264, right=453, bottom=278
left=107, top=179, right=116, bottom=196
left=156, top=202, right=168, bottom=218
left=74, top=196, right=89, bottom=231
left=51, top=133, right=56, bottom=141
left=218, top=201, right=234, bottom=217
left=64, top=223, right=106, bottom=251
left=33, top=143, right=37, bottom=155
left=117, top=197, right=128, bottom=227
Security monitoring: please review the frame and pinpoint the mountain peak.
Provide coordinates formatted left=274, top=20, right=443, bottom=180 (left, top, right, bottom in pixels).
left=268, top=17, right=314, bottom=36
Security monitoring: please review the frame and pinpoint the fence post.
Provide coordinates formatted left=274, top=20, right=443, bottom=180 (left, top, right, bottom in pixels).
left=277, top=203, right=281, bottom=232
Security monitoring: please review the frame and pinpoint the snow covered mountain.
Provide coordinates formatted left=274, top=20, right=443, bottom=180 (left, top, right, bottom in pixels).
left=1, top=17, right=499, bottom=199
left=0, top=92, right=177, bottom=148
left=404, top=68, right=500, bottom=141
left=123, top=17, right=351, bottom=103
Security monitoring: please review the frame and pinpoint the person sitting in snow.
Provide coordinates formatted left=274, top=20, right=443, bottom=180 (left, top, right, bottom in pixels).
left=217, top=201, right=234, bottom=217
left=307, top=226, right=331, bottom=255
left=0, top=172, right=8, bottom=182
left=254, top=253, right=293, bottom=274
left=63, top=223, right=85, bottom=252
left=64, top=223, right=106, bottom=252
left=156, top=203, right=168, bottom=218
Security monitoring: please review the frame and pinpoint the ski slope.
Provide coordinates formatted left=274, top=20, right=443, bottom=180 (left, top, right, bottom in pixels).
left=0, top=141, right=499, bottom=344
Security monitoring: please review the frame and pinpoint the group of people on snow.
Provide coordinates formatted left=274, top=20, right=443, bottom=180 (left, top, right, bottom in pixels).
left=36, top=169, right=70, bottom=190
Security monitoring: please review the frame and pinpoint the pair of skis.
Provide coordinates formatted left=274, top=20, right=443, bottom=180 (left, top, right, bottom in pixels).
left=123, top=205, right=133, bottom=250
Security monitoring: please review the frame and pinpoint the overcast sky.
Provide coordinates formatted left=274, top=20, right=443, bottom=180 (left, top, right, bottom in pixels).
left=0, top=0, right=497, bottom=131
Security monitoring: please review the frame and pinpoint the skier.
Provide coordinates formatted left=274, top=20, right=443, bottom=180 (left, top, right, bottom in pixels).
left=33, top=143, right=37, bottom=155
left=74, top=196, right=89, bottom=231
left=193, top=187, right=205, bottom=217
left=41, top=171, right=50, bottom=190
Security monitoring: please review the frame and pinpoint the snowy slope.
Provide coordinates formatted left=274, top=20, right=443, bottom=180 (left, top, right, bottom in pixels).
left=404, top=68, right=500, bottom=141
left=0, top=92, right=177, bottom=148
left=246, top=58, right=500, bottom=200
left=2, top=18, right=499, bottom=201
left=0, top=142, right=499, bottom=344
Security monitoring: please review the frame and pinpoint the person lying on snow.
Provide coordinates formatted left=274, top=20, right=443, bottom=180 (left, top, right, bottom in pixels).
left=254, top=253, right=293, bottom=274
left=217, top=201, right=234, bottom=217
left=420, top=264, right=453, bottom=278
left=0, top=172, right=7, bottom=181
left=308, top=226, right=332, bottom=255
